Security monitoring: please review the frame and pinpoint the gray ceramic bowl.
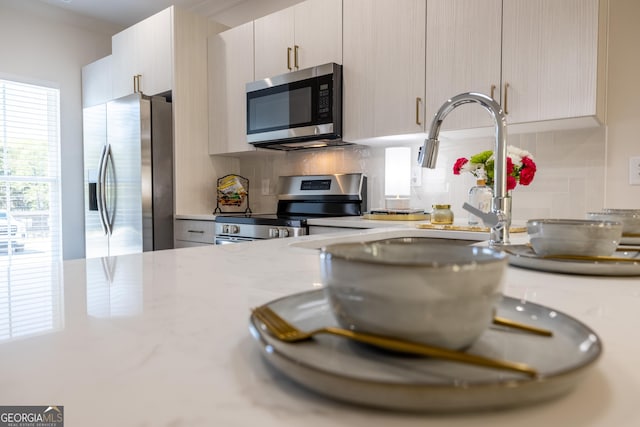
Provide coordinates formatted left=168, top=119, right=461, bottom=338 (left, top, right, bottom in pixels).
left=319, top=238, right=508, bottom=350
left=527, top=218, right=623, bottom=257
left=586, top=209, right=640, bottom=235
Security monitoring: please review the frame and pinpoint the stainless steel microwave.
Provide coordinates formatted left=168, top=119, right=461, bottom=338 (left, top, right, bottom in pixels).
left=245, top=63, right=348, bottom=150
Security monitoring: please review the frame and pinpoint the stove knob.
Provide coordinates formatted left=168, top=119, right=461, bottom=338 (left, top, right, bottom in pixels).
left=279, top=228, right=290, bottom=238
left=222, top=225, right=229, bottom=233
left=229, top=225, right=240, bottom=234
left=269, top=228, right=280, bottom=238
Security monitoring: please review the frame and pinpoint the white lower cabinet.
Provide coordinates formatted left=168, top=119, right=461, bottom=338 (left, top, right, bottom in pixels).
left=174, top=219, right=215, bottom=247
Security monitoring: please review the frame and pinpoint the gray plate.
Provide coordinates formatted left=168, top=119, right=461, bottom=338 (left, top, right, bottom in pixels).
left=249, top=289, right=602, bottom=412
left=506, top=244, right=640, bottom=276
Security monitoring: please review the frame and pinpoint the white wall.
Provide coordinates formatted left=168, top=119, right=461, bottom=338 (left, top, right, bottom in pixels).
left=605, top=0, right=640, bottom=205
left=0, top=0, right=120, bottom=259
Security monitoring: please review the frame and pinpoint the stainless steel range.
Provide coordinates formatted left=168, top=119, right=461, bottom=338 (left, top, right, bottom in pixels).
left=214, top=174, right=367, bottom=244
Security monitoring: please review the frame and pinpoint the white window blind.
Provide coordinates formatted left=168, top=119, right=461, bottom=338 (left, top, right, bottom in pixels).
left=0, top=78, right=64, bottom=342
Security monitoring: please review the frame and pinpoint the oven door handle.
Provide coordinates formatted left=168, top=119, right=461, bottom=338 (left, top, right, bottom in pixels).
left=214, top=236, right=258, bottom=245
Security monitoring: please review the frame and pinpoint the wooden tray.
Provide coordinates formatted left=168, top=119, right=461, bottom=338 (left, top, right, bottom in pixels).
left=416, top=223, right=527, bottom=233
left=363, top=213, right=429, bottom=221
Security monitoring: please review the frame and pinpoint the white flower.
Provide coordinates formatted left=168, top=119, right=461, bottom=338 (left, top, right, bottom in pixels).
left=460, top=161, right=482, bottom=174
left=507, top=145, right=534, bottom=166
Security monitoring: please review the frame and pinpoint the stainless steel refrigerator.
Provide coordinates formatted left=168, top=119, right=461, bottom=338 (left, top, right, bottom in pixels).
left=83, top=93, right=174, bottom=259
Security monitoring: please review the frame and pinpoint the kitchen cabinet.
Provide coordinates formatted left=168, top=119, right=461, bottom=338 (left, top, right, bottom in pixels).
left=345, top=0, right=605, bottom=142
left=111, top=7, right=173, bottom=98
left=342, top=0, right=426, bottom=141
left=501, top=0, right=604, bottom=126
left=424, top=0, right=605, bottom=134
left=84, top=6, right=227, bottom=216
left=174, top=219, right=215, bottom=247
left=253, top=0, right=342, bottom=81
left=424, top=0, right=502, bottom=131
left=208, top=22, right=256, bottom=155
left=81, top=55, right=113, bottom=108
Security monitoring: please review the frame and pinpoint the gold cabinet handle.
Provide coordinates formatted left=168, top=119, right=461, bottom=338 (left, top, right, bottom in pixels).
left=294, top=45, right=299, bottom=70
left=503, top=82, right=510, bottom=115
left=490, top=84, right=496, bottom=100
left=415, top=97, right=422, bottom=126
left=287, top=47, right=292, bottom=71
left=133, top=74, right=142, bottom=93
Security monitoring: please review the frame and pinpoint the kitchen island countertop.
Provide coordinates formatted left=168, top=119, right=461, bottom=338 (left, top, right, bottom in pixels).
left=1, top=228, right=638, bottom=426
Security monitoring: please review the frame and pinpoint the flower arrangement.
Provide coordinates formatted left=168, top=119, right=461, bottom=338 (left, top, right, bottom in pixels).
left=453, top=145, right=537, bottom=191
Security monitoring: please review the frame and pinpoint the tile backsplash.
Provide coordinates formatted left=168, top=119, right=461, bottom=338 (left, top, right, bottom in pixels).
left=238, top=126, right=607, bottom=221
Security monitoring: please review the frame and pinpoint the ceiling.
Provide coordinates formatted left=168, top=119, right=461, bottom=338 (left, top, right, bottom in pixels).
left=38, top=0, right=303, bottom=29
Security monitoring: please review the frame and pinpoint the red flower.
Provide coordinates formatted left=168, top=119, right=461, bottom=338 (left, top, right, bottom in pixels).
left=522, top=156, right=537, bottom=171
left=519, top=157, right=537, bottom=185
left=506, top=157, right=514, bottom=175
left=453, top=157, right=468, bottom=175
left=507, top=175, right=517, bottom=191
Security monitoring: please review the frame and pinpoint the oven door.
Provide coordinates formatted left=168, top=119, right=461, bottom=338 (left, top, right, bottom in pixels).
left=246, top=63, right=341, bottom=147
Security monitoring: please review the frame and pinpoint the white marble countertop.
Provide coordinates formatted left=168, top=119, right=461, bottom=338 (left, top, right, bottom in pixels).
left=1, top=228, right=639, bottom=426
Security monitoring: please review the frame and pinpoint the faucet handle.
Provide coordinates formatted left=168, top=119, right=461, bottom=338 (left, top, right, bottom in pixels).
left=462, top=203, right=505, bottom=230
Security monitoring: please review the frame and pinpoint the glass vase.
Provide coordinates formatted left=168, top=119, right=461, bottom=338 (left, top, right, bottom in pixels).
left=468, top=179, right=493, bottom=225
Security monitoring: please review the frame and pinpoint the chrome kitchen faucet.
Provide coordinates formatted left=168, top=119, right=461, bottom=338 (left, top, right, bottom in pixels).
left=418, top=92, right=510, bottom=245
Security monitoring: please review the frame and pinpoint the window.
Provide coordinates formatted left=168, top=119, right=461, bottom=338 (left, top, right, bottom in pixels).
left=0, top=77, right=63, bottom=342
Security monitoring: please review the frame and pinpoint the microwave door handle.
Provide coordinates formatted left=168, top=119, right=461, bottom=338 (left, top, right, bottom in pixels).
left=96, top=144, right=109, bottom=235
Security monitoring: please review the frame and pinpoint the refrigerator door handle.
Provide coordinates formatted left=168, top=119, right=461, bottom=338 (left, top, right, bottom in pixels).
left=99, top=143, right=114, bottom=236
left=103, top=143, right=114, bottom=235
left=96, top=144, right=109, bottom=235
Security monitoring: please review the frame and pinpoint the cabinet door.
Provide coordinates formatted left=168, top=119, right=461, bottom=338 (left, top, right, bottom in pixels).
left=137, top=7, right=173, bottom=96
left=502, top=0, right=599, bottom=124
left=209, top=22, right=256, bottom=154
left=254, top=7, right=295, bottom=80
left=112, top=7, right=173, bottom=99
left=82, top=56, right=113, bottom=108
left=112, top=26, right=142, bottom=98
left=343, top=0, right=426, bottom=141
left=425, top=0, right=502, bottom=131
left=294, top=0, right=342, bottom=70
left=174, top=219, right=215, bottom=245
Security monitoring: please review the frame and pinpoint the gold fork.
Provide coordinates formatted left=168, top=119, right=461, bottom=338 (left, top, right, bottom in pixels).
left=492, top=315, right=553, bottom=336
left=252, top=305, right=539, bottom=378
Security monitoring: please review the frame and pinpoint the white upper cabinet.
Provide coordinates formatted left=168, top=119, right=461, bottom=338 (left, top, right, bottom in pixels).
left=425, top=0, right=502, bottom=131
left=82, top=55, right=113, bottom=108
left=254, top=0, right=342, bottom=80
left=344, top=0, right=605, bottom=141
left=111, top=7, right=173, bottom=98
left=209, top=22, right=256, bottom=155
left=502, top=0, right=602, bottom=125
left=425, top=0, right=604, bottom=134
left=342, top=0, right=426, bottom=141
